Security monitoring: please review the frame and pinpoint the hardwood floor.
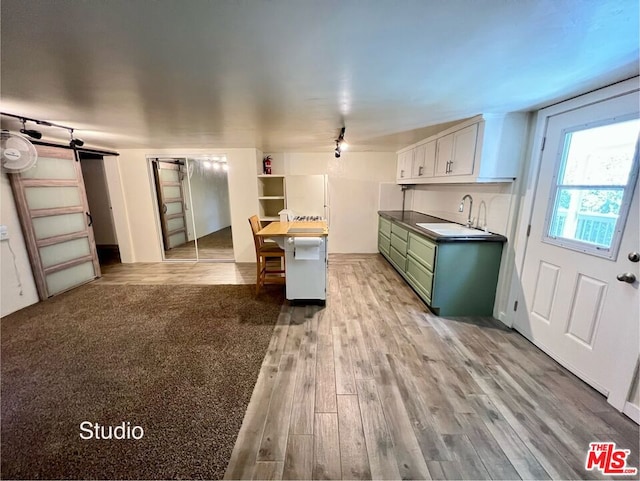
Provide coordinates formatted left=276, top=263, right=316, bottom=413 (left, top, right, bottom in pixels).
left=164, top=226, right=234, bottom=260
left=224, top=254, right=639, bottom=481
left=94, top=254, right=639, bottom=480
left=96, top=261, right=256, bottom=285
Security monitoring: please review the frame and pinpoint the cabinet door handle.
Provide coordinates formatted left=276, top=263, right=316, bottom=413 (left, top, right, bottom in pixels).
left=418, top=166, right=424, bottom=176
left=401, top=169, right=404, bottom=178
left=449, top=160, right=453, bottom=174
left=445, top=161, right=450, bottom=174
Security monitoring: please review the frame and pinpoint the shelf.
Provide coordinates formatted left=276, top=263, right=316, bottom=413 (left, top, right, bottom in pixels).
left=257, top=174, right=285, bottom=178
left=258, top=196, right=285, bottom=200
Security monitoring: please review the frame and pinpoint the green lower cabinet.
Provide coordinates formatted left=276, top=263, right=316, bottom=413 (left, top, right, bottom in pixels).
left=405, top=254, right=433, bottom=304
left=378, top=232, right=390, bottom=256
left=431, top=242, right=502, bottom=316
left=378, top=215, right=503, bottom=317
left=389, top=245, right=407, bottom=271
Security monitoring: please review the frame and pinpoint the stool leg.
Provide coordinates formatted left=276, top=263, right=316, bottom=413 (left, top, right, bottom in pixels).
left=256, top=255, right=262, bottom=294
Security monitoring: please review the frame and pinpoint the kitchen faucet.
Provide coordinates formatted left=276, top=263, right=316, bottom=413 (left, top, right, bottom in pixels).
left=459, top=194, right=474, bottom=227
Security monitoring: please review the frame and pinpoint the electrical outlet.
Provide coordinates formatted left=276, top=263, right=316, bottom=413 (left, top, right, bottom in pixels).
left=0, top=225, right=9, bottom=241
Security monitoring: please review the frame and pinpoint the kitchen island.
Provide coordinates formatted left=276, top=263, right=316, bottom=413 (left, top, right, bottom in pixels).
left=378, top=210, right=505, bottom=316
left=256, top=220, right=328, bottom=303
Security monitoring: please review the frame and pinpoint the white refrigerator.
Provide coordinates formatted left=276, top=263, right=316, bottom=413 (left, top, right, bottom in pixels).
left=285, top=174, right=328, bottom=220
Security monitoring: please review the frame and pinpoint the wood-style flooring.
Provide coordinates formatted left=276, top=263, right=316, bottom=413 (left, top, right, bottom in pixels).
left=164, top=226, right=234, bottom=260
left=222, top=254, right=639, bottom=481
left=95, top=254, right=639, bottom=480
left=96, top=261, right=255, bottom=285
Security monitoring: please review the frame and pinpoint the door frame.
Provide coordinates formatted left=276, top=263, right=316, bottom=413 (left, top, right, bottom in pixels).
left=507, top=76, right=640, bottom=411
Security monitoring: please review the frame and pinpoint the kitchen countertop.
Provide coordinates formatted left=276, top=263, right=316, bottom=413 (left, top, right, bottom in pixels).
left=378, top=210, right=507, bottom=243
left=256, top=220, right=329, bottom=237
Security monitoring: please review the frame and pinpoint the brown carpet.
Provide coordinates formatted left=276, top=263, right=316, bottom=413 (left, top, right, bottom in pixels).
left=1, top=283, right=284, bottom=479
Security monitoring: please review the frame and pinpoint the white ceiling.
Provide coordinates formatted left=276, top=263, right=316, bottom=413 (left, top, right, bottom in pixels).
left=1, top=0, right=638, bottom=152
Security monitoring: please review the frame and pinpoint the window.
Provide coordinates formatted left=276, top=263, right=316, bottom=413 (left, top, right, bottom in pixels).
left=544, top=116, right=639, bottom=259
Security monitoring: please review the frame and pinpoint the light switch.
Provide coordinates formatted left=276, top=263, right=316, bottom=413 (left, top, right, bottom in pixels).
left=0, top=225, right=9, bottom=241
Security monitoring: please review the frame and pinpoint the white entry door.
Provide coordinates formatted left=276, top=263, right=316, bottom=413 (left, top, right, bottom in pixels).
left=515, top=88, right=639, bottom=412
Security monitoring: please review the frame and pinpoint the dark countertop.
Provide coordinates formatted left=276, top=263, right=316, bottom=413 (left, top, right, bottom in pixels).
left=378, top=210, right=507, bottom=243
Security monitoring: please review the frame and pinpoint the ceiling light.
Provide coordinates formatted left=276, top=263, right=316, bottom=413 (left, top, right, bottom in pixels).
left=213, top=162, right=221, bottom=170
left=203, top=161, right=212, bottom=169
left=68, top=128, right=84, bottom=147
left=222, top=163, right=228, bottom=171
left=19, top=118, right=42, bottom=140
left=334, top=126, right=346, bottom=158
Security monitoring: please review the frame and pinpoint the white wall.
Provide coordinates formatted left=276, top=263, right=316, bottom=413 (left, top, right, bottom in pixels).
left=411, top=183, right=516, bottom=236
left=111, top=148, right=258, bottom=263
left=272, top=151, right=397, bottom=253
left=0, top=174, right=39, bottom=316
left=187, top=163, right=231, bottom=238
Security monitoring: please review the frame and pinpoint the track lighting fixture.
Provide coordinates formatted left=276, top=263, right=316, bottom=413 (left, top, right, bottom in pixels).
left=334, top=127, right=347, bottom=158
left=68, top=128, right=84, bottom=148
left=19, top=118, right=43, bottom=140
left=1, top=112, right=86, bottom=147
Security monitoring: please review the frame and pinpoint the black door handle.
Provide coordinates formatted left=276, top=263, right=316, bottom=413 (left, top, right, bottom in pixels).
left=617, top=272, right=636, bottom=284
left=86, top=212, right=93, bottom=227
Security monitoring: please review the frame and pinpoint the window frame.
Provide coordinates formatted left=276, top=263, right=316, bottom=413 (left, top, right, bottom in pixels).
left=542, top=114, right=640, bottom=260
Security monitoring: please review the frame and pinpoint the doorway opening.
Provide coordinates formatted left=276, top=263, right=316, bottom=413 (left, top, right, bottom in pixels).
left=79, top=152, right=121, bottom=267
left=149, top=156, right=234, bottom=262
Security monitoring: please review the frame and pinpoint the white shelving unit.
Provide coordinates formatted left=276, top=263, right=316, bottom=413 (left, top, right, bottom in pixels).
left=257, top=173, right=286, bottom=222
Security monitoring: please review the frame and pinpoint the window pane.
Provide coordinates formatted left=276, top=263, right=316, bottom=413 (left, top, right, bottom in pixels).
left=163, top=185, right=181, bottom=199
left=549, top=188, right=623, bottom=248
left=45, top=261, right=95, bottom=296
left=165, top=202, right=183, bottom=215
left=39, top=237, right=91, bottom=269
left=560, top=118, right=639, bottom=186
left=159, top=169, right=179, bottom=182
left=25, top=186, right=81, bottom=210
left=21, top=156, right=77, bottom=180
left=33, top=213, right=85, bottom=239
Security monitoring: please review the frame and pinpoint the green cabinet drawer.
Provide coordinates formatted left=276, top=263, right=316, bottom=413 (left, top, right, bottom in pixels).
left=378, top=233, right=390, bottom=255
left=389, top=245, right=407, bottom=272
left=379, top=217, right=391, bottom=237
left=391, top=223, right=409, bottom=241
left=407, top=233, right=436, bottom=272
left=406, top=254, right=434, bottom=302
left=390, top=232, right=408, bottom=256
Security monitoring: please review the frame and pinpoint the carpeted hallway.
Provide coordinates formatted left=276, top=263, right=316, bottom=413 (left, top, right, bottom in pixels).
left=1, top=283, right=284, bottom=479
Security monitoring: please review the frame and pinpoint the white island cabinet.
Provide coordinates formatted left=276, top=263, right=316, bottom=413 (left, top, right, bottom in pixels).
left=396, top=113, right=529, bottom=184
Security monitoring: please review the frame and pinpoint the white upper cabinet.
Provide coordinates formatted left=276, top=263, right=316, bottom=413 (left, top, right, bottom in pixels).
left=411, top=140, right=436, bottom=179
left=396, top=113, right=529, bottom=184
left=396, top=149, right=414, bottom=181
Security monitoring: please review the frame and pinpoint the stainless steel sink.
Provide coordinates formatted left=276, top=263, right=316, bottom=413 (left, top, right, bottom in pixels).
left=416, top=222, right=492, bottom=237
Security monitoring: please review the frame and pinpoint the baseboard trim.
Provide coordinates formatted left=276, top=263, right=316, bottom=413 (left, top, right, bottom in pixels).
left=623, top=401, right=640, bottom=424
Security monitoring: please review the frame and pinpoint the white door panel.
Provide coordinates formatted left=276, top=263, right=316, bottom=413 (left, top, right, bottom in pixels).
left=516, top=89, right=639, bottom=410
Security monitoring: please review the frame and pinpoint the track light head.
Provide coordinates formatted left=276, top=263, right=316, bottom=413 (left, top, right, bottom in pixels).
left=20, top=128, right=42, bottom=140
left=68, top=128, right=84, bottom=148
left=334, top=126, right=346, bottom=158
left=19, top=118, right=42, bottom=139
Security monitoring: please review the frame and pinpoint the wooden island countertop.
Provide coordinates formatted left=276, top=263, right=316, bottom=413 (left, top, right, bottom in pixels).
left=255, top=220, right=329, bottom=237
